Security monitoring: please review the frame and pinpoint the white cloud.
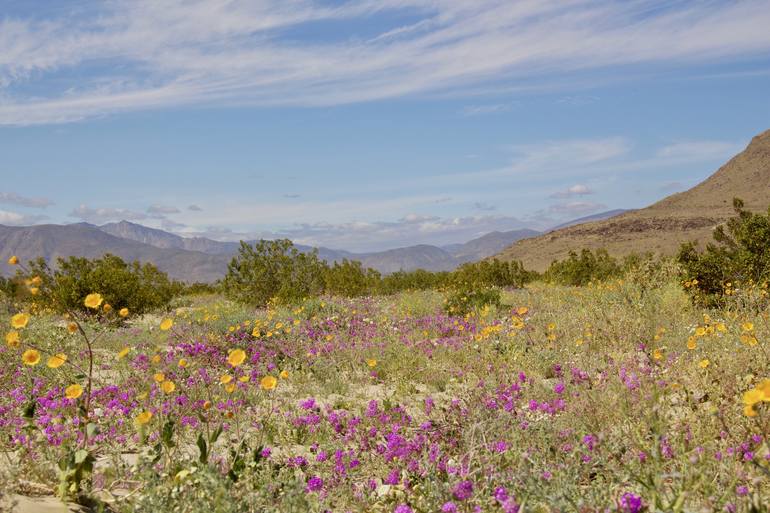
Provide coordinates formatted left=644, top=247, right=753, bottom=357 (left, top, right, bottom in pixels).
left=0, top=209, right=49, bottom=226
left=655, top=141, right=743, bottom=162
left=550, top=184, right=594, bottom=198
left=0, top=191, right=54, bottom=208
left=147, top=204, right=181, bottom=215
left=69, top=204, right=148, bottom=223
left=1, top=1, right=770, bottom=124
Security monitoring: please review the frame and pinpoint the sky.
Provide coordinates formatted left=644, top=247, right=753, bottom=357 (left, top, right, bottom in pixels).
left=1, top=0, right=770, bottom=252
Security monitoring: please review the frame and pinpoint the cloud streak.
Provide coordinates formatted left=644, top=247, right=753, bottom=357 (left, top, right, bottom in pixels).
left=2, top=0, right=770, bottom=124
left=0, top=192, right=54, bottom=208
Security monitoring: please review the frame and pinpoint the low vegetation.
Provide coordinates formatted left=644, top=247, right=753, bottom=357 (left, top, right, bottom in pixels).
left=1, top=198, right=769, bottom=512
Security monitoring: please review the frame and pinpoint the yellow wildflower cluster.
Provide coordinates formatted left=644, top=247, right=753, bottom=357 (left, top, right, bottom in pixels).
left=742, top=379, right=770, bottom=417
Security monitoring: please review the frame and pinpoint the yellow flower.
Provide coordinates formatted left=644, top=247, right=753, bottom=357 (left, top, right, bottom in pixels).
left=366, top=358, right=377, bottom=368
left=227, top=348, right=246, bottom=367
left=64, top=384, right=83, bottom=399
left=151, top=354, right=162, bottom=364
left=652, top=348, right=663, bottom=360
left=30, top=276, right=42, bottom=286
left=11, top=313, right=30, bottom=329
left=29, top=287, right=39, bottom=296
left=178, top=358, right=188, bottom=368
left=103, top=303, right=112, bottom=313
left=22, top=349, right=40, bottom=366
left=742, top=322, right=755, bottom=332
left=8, top=255, right=19, bottom=265
left=699, top=359, right=710, bottom=369
left=136, top=411, right=153, bottom=425
left=153, top=373, right=165, bottom=383
left=251, top=327, right=261, bottom=337
left=67, top=322, right=78, bottom=334
left=161, top=380, right=176, bottom=394
left=117, top=346, right=130, bottom=359
left=744, top=388, right=764, bottom=406
left=741, top=334, right=758, bottom=346
left=5, top=330, right=20, bottom=348
left=516, top=306, right=529, bottom=316
left=159, top=318, right=174, bottom=331
left=225, top=383, right=236, bottom=393
left=84, top=293, right=103, bottom=309
left=202, top=401, right=212, bottom=410
left=744, top=404, right=757, bottom=417
left=238, top=375, right=250, bottom=383
left=220, top=374, right=233, bottom=384
left=280, top=370, right=289, bottom=379
left=260, top=375, right=277, bottom=391
left=757, top=379, right=770, bottom=400
left=47, top=353, right=67, bottom=369
left=119, top=308, right=129, bottom=318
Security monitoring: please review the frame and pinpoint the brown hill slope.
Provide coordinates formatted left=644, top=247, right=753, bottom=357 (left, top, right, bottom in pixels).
left=496, top=128, right=770, bottom=271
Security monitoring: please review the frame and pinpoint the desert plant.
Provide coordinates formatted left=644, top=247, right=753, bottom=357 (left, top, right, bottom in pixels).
left=19, top=254, right=175, bottom=315
left=223, top=239, right=326, bottom=306
left=677, top=198, right=770, bottom=305
left=543, top=248, right=622, bottom=286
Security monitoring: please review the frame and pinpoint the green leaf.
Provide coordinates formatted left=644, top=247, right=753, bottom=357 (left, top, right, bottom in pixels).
left=197, top=433, right=208, bottom=464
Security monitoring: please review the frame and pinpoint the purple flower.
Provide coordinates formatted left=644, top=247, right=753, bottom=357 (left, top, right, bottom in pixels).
left=554, top=382, right=565, bottom=394
left=619, top=492, right=644, bottom=513
left=494, top=487, right=508, bottom=502
left=736, top=485, right=749, bottom=496
left=306, top=476, right=323, bottom=492
left=453, top=480, right=474, bottom=501
left=394, top=505, right=413, bottom=513
left=441, top=502, right=458, bottom=513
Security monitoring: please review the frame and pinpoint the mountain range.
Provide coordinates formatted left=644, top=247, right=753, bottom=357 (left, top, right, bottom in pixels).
left=495, top=128, right=770, bottom=270
left=0, top=208, right=628, bottom=282
left=0, top=221, right=547, bottom=282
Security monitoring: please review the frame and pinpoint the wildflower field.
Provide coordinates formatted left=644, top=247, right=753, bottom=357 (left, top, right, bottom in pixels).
left=2, top=274, right=770, bottom=512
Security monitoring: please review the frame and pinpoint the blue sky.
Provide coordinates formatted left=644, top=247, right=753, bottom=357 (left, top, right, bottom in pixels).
left=1, top=0, right=770, bottom=251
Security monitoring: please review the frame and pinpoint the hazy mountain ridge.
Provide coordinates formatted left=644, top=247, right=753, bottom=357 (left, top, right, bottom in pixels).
left=495, top=128, right=770, bottom=271
left=0, top=222, right=542, bottom=281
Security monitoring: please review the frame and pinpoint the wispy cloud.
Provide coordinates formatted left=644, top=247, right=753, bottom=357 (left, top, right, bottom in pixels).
left=69, top=204, right=148, bottom=223
left=549, top=184, right=594, bottom=199
left=2, top=1, right=770, bottom=124
left=0, top=191, right=54, bottom=208
left=0, top=209, right=49, bottom=226
left=147, top=204, right=181, bottom=215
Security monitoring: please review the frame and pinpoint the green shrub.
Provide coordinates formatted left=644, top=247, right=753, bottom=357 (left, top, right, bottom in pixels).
left=677, top=198, right=770, bottom=305
left=543, top=248, right=622, bottom=286
left=377, top=269, right=449, bottom=295
left=223, top=239, right=326, bottom=306
left=443, top=285, right=503, bottom=316
left=323, top=259, right=380, bottom=297
left=451, top=258, right=535, bottom=289
left=21, top=254, right=175, bottom=315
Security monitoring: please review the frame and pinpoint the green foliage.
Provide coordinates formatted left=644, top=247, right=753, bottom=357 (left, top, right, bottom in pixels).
left=443, top=285, right=502, bottom=316
left=451, top=258, right=535, bottom=289
left=323, top=259, right=381, bottom=297
left=223, top=240, right=534, bottom=306
left=223, top=239, right=326, bottom=306
left=377, top=268, right=450, bottom=295
left=677, top=198, right=770, bottom=305
left=543, top=248, right=622, bottom=286
left=21, top=254, right=175, bottom=314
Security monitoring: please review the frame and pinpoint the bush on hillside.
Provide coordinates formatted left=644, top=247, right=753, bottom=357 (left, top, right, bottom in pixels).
left=543, top=248, right=622, bottom=286
left=21, top=254, right=176, bottom=315
left=451, top=258, right=535, bottom=289
left=223, top=239, right=326, bottom=306
left=323, top=259, right=381, bottom=297
left=677, top=198, right=770, bottom=305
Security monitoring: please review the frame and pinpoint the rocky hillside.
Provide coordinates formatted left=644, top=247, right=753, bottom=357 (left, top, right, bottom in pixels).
left=496, top=129, right=770, bottom=271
